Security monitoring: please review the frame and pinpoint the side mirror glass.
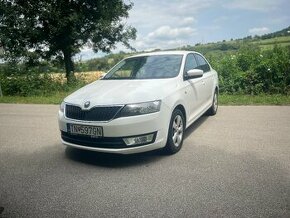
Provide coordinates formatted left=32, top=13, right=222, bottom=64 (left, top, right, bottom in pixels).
left=186, top=69, right=203, bottom=79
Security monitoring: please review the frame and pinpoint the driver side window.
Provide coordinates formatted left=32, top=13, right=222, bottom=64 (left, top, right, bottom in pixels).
left=184, top=54, right=198, bottom=73
left=194, top=54, right=210, bottom=72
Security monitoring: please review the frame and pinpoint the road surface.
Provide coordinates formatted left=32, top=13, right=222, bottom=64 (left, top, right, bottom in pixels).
left=0, top=104, right=289, bottom=217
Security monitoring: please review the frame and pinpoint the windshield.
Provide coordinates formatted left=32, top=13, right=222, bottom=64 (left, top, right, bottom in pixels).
left=103, top=55, right=183, bottom=80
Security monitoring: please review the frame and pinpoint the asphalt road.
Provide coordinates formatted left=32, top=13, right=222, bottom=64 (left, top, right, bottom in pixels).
left=0, top=104, right=289, bottom=218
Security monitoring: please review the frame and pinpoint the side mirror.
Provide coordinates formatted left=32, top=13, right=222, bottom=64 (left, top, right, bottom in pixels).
left=185, top=69, right=203, bottom=79
left=99, top=73, right=106, bottom=79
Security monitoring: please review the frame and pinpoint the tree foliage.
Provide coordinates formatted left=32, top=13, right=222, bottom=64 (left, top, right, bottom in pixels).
left=0, top=0, right=136, bottom=82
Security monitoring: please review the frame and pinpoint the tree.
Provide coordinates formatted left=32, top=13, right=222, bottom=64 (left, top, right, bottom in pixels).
left=0, top=0, right=136, bottom=83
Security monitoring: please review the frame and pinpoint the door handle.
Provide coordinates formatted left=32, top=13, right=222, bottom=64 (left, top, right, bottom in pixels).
left=202, top=80, right=205, bottom=85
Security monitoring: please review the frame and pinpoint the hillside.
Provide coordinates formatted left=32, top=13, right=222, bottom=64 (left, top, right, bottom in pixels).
left=179, top=26, right=290, bottom=55
left=258, top=26, right=290, bottom=39
left=79, top=26, right=290, bottom=72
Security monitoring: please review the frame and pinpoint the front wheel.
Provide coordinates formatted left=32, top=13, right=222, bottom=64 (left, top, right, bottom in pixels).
left=164, top=109, right=185, bottom=155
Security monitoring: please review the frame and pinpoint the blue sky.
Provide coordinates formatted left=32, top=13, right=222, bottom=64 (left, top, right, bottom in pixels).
left=78, top=0, right=290, bottom=60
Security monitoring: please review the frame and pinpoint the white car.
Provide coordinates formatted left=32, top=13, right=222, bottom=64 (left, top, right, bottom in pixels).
left=58, top=51, right=218, bottom=154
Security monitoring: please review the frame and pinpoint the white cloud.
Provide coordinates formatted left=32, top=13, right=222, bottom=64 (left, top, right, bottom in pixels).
left=148, top=25, right=197, bottom=40
left=249, top=27, right=270, bottom=35
left=123, top=0, right=217, bottom=51
left=175, top=0, right=215, bottom=15
left=181, top=17, right=197, bottom=25
left=128, top=25, right=198, bottom=51
left=133, top=39, right=189, bottom=51
left=127, top=0, right=213, bottom=31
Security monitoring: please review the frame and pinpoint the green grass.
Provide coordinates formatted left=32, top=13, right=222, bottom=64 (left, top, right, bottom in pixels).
left=252, top=36, right=290, bottom=45
left=0, top=92, right=70, bottom=104
left=219, top=94, right=290, bottom=105
left=250, top=36, right=290, bottom=50
left=1, top=94, right=290, bottom=105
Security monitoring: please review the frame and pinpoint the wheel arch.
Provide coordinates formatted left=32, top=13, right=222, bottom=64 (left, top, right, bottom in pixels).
left=212, top=85, right=219, bottom=97
left=173, top=104, right=187, bottom=127
left=215, top=86, right=219, bottom=93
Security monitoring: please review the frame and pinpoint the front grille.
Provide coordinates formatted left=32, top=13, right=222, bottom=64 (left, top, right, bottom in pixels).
left=61, top=131, right=127, bottom=149
left=65, top=104, right=122, bottom=121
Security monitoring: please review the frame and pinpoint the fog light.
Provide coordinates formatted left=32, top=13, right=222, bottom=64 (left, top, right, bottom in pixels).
left=123, top=133, right=155, bottom=146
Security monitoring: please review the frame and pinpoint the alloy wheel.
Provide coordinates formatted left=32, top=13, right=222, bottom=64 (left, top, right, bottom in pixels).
left=172, top=115, right=184, bottom=147
left=213, top=92, right=218, bottom=112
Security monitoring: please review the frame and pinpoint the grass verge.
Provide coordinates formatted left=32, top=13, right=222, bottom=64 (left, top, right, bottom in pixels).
left=0, top=92, right=70, bottom=104
left=0, top=94, right=290, bottom=105
left=219, top=94, right=290, bottom=105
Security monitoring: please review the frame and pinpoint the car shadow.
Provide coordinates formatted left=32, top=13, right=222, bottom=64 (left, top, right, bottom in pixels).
left=65, top=146, right=166, bottom=168
left=65, top=115, right=210, bottom=168
left=184, top=114, right=209, bottom=140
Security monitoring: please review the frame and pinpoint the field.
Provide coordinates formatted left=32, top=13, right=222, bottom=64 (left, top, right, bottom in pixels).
left=50, top=71, right=105, bottom=83
left=252, top=36, right=290, bottom=50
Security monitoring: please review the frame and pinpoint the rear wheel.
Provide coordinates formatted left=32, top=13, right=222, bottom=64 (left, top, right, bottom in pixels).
left=207, top=89, right=218, bottom=116
left=164, top=109, right=185, bottom=155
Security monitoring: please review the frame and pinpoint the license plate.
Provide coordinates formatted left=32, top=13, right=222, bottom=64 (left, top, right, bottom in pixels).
left=67, top=124, right=103, bottom=137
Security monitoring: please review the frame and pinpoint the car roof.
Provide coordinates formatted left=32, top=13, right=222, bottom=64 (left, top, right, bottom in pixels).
left=129, top=50, right=199, bottom=58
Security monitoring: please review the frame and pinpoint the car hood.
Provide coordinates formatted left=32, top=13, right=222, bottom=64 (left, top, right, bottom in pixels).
left=64, top=79, right=178, bottom=107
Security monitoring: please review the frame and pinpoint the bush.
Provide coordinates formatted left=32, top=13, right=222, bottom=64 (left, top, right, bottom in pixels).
left=0, top=73, right=85, bottom=96
left=210, top=45, right=290, bottom=95
left=0, top=45, right=289, bottom=97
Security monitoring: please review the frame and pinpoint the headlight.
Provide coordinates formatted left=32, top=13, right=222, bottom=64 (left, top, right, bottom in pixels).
left=60, top=101, right=65, bottom=112
left=118, top=100, right=161, bottom=117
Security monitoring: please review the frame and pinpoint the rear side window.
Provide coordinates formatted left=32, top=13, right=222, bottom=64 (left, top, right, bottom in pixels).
left=194, top=54, right=210, bottom=72
left=184, top=54, right=198, bottom=73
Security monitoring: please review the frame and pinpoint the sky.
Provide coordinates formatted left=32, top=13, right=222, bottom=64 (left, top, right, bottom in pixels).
left=78, top=0, right=290, bottom=60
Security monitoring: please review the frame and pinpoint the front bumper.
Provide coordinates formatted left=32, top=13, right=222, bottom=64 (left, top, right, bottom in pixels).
left=61, top=131, right=157, bottom=149
left=58, top=109, right=170, bottom=154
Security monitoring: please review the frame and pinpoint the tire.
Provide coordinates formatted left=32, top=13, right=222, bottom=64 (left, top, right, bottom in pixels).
left=207, top=89, right=218, bottom=116
left=164, top=109, right=185, bottom=155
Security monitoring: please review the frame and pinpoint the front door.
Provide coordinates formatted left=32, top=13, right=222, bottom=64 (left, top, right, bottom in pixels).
left=183, top=53, right=205, bottom=125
